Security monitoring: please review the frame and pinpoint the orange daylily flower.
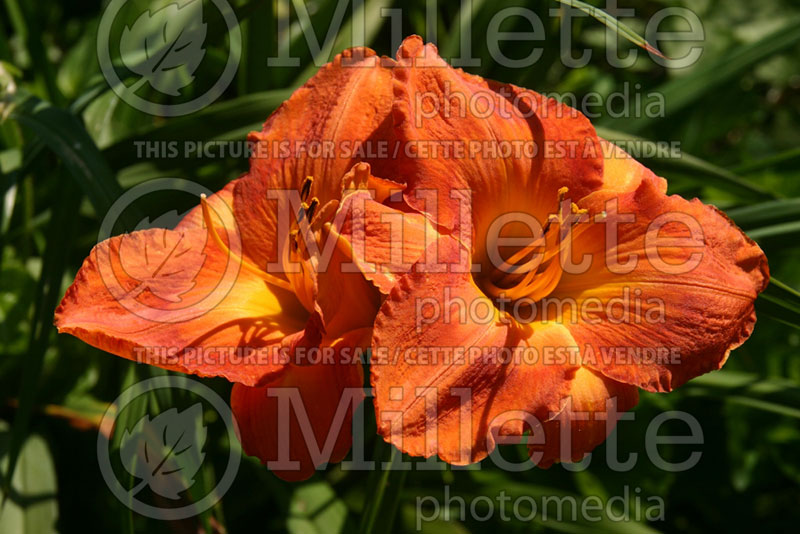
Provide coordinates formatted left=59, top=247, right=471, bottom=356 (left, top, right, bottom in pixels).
left=370, top=36, right=769, bottom=466
left=56, top=34, right=770, bottom=478
left=55, top=48, right=433, bottom=481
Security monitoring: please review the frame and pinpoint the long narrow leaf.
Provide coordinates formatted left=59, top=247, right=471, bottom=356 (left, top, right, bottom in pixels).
left=727, top=199, right=800, bottom=230
left=102, top=89, right=291, bottom=170
left=603, top=17, right=800, bottom=133
left=757, top=278, right=800, bottom=331
left=1, top=90, right=138, bottom=226
left=747, top=221, right=800, bottom=245
left=686, top=370, right=800, bottom=419
left=2, top=173, right=80, bottom=500
left=553, top=0, right=665, bottom=58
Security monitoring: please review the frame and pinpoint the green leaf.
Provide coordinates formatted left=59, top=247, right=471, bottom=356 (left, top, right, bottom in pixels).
left=685, top=369, right=800, bottom=419
left=359, top=443, right=408, bottom=534
left=2, top=0, right=63, bottom=105
left=101, top=88, right=291, bottom=169
left=112, top=364, right=150, bottom=534
left=439, top=0, right=490, bottom=62
left=553, top=0, right=665, bottom=59
left=464, top=471, right=663, bottom=534
left=291, top=0, right=394, bottom=86
left=0, top=421, right=59, bottom=534
left=746, top=220, right=800, bottom=246
left=756, top=278, right=800, bottom=331
left=288, top=480, right=349, bottom=534
left=734, top=147, right=800, bottom=175
left=727, top=199, right=800, bottom=230
left=2, top=90, right=138, bottom=226
left=602, top=16, right=800, bottom=133
left=2, top=173, right=80, bottom=502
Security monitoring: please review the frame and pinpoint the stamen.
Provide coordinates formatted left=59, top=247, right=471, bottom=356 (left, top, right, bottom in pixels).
left=301, top=176, right=313, bottom=200
left=512, top=257, right=563, bottom=301
left=542, top=213, right=559, bottom=234
left=306, top=197, right=320, bottom=221
left=484, top=186, right=595, bottom=304
left=200, top=194, right=292, bottom=292
left=491, top=233, right=547, bottom=282
left=297, top=202, right=309, bottom=222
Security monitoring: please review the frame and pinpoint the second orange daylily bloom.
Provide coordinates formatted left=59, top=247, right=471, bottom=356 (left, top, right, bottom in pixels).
left=369, top=36, right=769, bottom=466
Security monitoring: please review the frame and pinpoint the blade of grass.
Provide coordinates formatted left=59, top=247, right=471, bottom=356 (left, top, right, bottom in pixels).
left=1, top=171, right=81, bottom=502
left=685, top=370, right=800, bottom=419
left=2, top=90, right=139, bottom=227
left=553, top=0, right=664, bottom=58
left=111, top=363, right=149, bottom=534
left=3, top=0, right=63, bottom=105
left=734, top=147, right=800, bottom=175
left=359, top=441, right=408, bottom=534
left=756, top=278, right=800, bottom=331
left=439, top=0, right=489, bottom=62
left=727, top=199, right=800, bottom=230
left=101, top=88, right=291, bottom=169
left=602, top=16, right=800, bottom=133
left=747, top=220, right=800, bottom=245
left=238, top=0, right=273, bottom=93
left=467, top=471, right=664, bottom=534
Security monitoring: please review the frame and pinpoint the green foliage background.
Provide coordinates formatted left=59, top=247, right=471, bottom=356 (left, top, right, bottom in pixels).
left=1, top=0, right=800, bottom=532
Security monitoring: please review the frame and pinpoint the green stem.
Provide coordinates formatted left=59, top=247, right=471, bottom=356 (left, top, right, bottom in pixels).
left=358, top=441, right=408, bottom=534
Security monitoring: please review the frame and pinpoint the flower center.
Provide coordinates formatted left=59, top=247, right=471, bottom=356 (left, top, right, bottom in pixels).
left=200, top=176, right=340, bottom=313
left=283, top=176, right=341, bottom=312
left=480, top=186, right=592, bottom=305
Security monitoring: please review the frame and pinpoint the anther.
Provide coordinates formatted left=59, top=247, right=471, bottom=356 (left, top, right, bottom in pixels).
left=306, top=197, right=320, bottom=221
left=571, top=202, right=588, bottom=216
left=301, top=176, right=313, bottom=200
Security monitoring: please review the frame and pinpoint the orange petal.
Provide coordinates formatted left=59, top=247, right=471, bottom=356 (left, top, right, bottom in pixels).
left=595, top=138, right=667, bottom=195
left=315, top=216, right=382, bottom=338
left=371, top=236, right=577, bottom=464
left=531, top=367, right=639, bottom=468
left=553, top=173, right=769, bottom=392
left=231, top=329, right=368, bottom=481
left=234, top=47, right=395, bottom=269
left=391, top=36, right=603, bottom=236
left=333, top=163, right=441, bottom=294
left=55, top=221, right=311, bottom=387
